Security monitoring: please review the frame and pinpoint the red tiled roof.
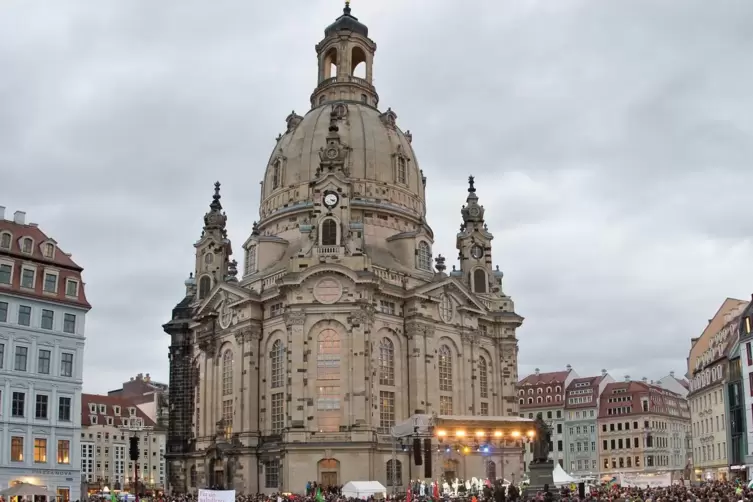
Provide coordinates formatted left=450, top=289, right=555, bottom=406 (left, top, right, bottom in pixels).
left=563, top=375, right=603, bottom=410
left=597, top=381, right=688, bottom=420
left=0, top=218, right=90, bottom=309
left=518, top=370, right=569, bottom=386
left=81, top=393, right=157, bottom=427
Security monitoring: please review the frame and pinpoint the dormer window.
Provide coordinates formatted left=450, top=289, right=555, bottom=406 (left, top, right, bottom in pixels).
left=89, top=404, right=96, bottom=413
left=272, top=159, right=281, bottom=189
left=113, top=405, right=121, bottom=416
left=0, top=232, right=11, bottom=250
left=21, top=238, right=33, bottom=254
left=65, top=279, right=79, bottom=297
left=99, top=405, right=106, bottom=414
left=129, top=407, right=136, bottom=417
left=90, top=415, right=98, bottom=425
left=43, top=243, right=54, bottom=259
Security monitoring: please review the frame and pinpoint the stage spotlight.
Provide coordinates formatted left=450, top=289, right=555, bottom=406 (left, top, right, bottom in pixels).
left=526, top=430, right=535, bottom=438
left=462, top=446, right=471, bottom=454
left=482, top=446, right=490, bottom=453
left=511, top=431, right=521, bottom=438
left=445, top=446, right=451, bottom=453
left=475, top=430, right=485, bottom=438
left=437, top=429, right=447, bottom=437
left=494, top=431, right=503, bottom=438
left=455, top=430, right=466, bottom=437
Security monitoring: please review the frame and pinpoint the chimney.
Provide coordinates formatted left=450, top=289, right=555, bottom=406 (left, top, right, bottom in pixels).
left=535, top=368, right=540, bottom=375
left=624, top=375, right=630, bottom=382
left=601, top=369, right=607, bottom=376
left=642, top=377, right=647, bottom=383
left=566, top=364, right=572, bottom=371
left=0, top=206, right=5, bottom=220
left=13, top=211, right=25, bottom=225
left=670, top=371, right=675, bottom=378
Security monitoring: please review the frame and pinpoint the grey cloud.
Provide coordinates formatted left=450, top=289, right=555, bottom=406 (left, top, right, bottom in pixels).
left=1, top=0, right=752, bottom=392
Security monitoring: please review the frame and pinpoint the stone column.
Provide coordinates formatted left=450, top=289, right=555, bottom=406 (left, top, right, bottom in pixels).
left=284, top=311, right=307, bottom=431
left=462, top=330, right=476, bottom=416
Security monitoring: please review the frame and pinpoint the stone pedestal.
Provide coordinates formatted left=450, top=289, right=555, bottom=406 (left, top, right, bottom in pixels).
left=524, top=461, right=555, bottom=497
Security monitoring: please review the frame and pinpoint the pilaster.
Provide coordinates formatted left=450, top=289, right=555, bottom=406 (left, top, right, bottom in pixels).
left=284, top=311, right=306, bottom=430
left=349, top=307, right=373, bottom=427
left=406, top=322, right=435, bottom=414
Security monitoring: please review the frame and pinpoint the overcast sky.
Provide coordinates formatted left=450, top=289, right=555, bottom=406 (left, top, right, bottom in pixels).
left=1, top=0, right=752, bottom=393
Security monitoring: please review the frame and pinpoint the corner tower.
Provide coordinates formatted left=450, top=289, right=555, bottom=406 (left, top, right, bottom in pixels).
left=311, top=1, right=378, bottom=108
left=194, top=182, right=234, bottom=301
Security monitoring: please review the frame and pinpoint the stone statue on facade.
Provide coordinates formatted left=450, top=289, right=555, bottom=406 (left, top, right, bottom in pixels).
left=531, top=412, right=552, bottom=464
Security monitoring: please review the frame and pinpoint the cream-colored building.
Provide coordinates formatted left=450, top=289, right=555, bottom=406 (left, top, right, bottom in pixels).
left=81, top=395, right=166, bottom=493
left=163, top=3, right=523, bottom=495
left=687, top=298, right=748, bottom=481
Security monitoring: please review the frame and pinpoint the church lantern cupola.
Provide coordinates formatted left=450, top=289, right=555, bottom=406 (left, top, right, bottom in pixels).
left=461, top=176, right=485, bottom=225
left=203, top=181, right=228, bottom=238
left=311, top=1, right=379, bottom=108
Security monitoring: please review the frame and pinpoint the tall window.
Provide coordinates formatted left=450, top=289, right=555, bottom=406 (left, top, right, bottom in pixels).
left=198, top=276, right=211, bottom=299
left=478, top=356, right=488, bottom=399
left=222, top=399, right=232, bottom=438
left=21, top=238, right=32, bottom=254
left=35, top=394, right=48, bottom=419
left=246, top=245, right=257, bottom=275
left=272, top=160, right=281, bottom=189
left=486, top=461, right=496, bottom=481
left=41, top=310, right=54, bottom=330
left=60, top=353, right=73, bottom=377
left=438, top=345, right=453, bottom=392
left=265, top=460, right=280, bottom=489
left=473, top=269, right=487, bottom=293
left=397, top=157, right=407, bottom=184
left=11, top=437, right=23, bottom=461
left=317, top=329, right=341, bottom=432
left=63, top=314, right=76, bottom=334
left=271, top=392, right=284, bottom=433
left=14, top=346, right=28, bottom=371
left=57, top=440, right=70, bottom=464
left=386, top=459, right=403, bottom=487
left=0, top=233, right=9, bottom=250
left=440, top=395, right=453, bottom=415
left=380, top=391, right=395, bottom=433
left=222, top=350, right=233, bottom=396
left=417, top=241, right=432, bottom=271
left=271, top=340, right=284, bottom=389
left=321, top=219, right=337, bottom=246
left=58, top=397, right=71, bottom=421
left=34, top=438, right=47, bottom=463
left=379, top=338, right=395, bottom=386
left=190, top=466, right=197, bottom=487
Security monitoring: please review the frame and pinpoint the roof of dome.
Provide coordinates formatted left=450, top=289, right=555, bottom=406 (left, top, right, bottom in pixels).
left=261, top=102, right=424, bottom=220
left=325, top=2, right=368, bottom=38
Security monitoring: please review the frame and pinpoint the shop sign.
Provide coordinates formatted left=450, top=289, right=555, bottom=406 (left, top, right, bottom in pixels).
left=31, top=469, right=74, bottom=476
left=695, top=322, right=737, bottom=372
left=689, top=363, right=725, bottom=393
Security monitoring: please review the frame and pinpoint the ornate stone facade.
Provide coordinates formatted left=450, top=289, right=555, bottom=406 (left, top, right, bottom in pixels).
left=164, top=3, right=523, bottom=494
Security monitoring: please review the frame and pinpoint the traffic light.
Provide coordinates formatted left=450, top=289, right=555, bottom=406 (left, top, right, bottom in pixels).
left=129, top=436, right=140, bottom=461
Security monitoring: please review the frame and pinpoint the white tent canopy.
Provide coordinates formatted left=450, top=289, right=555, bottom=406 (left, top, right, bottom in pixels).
left=341, top=481, right=387, bottom=499
left=552, top=463, right=577, bottom=486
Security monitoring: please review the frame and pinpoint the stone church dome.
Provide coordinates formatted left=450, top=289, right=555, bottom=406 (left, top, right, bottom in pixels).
left=258, top=1, right=426, bottom=232
left=261, top=104, right=423, bottom=216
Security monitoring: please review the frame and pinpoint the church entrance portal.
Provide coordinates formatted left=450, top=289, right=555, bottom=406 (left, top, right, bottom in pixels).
left=318, top=458, right=339, bottom=488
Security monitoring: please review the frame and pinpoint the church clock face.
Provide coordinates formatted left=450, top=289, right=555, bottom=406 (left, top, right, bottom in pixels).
left=470, top=245, right=484, bottom=259
left=323, top=191, right=339, bottom=209
left=219, top=300, right=232, bottom=330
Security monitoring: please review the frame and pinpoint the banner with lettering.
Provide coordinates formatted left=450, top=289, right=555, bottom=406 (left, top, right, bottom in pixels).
left=619, top=473, right=672, bottom=488
left=198, top=489, right=236, bottom=502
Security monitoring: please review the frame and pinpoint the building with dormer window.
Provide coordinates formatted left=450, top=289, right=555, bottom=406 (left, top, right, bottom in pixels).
left=163, top=3, right=524, bottom=494
left=0, top=207, right=89, bottom=501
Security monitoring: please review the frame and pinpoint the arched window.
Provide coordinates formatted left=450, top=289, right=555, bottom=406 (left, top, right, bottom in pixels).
left=321, top=219, right=338, bottom=246
left=519, top=398, right=524, bottom=405
left=546, top=396, right=552, bottom=403
left=527, top=398, right=533, bottom=404
left=222, top=350, right=233, bottom=396
left=397, top=157, right=407, bottom=184
left=190, top=465, right=197, bottom=487
left=528, top=389, right=533, bottom=395
left=537, top=396, right=543, bottom=404
left=416, top=241, right=432, bottom=271
left=0, top=232, right=10, bottom=250
left=21, top=237, right=32, bottom=254
left=546, top=386, right=552, bottom=393
left=317, top=329, right=341, bottom=432
left=478, top=356, right=488, bottom=399
left=486, top=461, right=496, bottom=481
left=555, top=386, right=562, bottom=392
left=439, top=345, right=453, bottom=392
left=518, top=389, right=524, bottom=396
left=537, top=388, right=543, bottom=394
left=272, top=159, right=281, bottom=189
left=555, top=395, right=562, bottom=402
left=198, top=276, right=211, bottom=299
left=379, top=338, right=395, bottom=386
left=473, top=269, right=487, bottom=293
left=386, top=459, right=402, bottom=487
left=271, top=340, right=284, bottom=389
